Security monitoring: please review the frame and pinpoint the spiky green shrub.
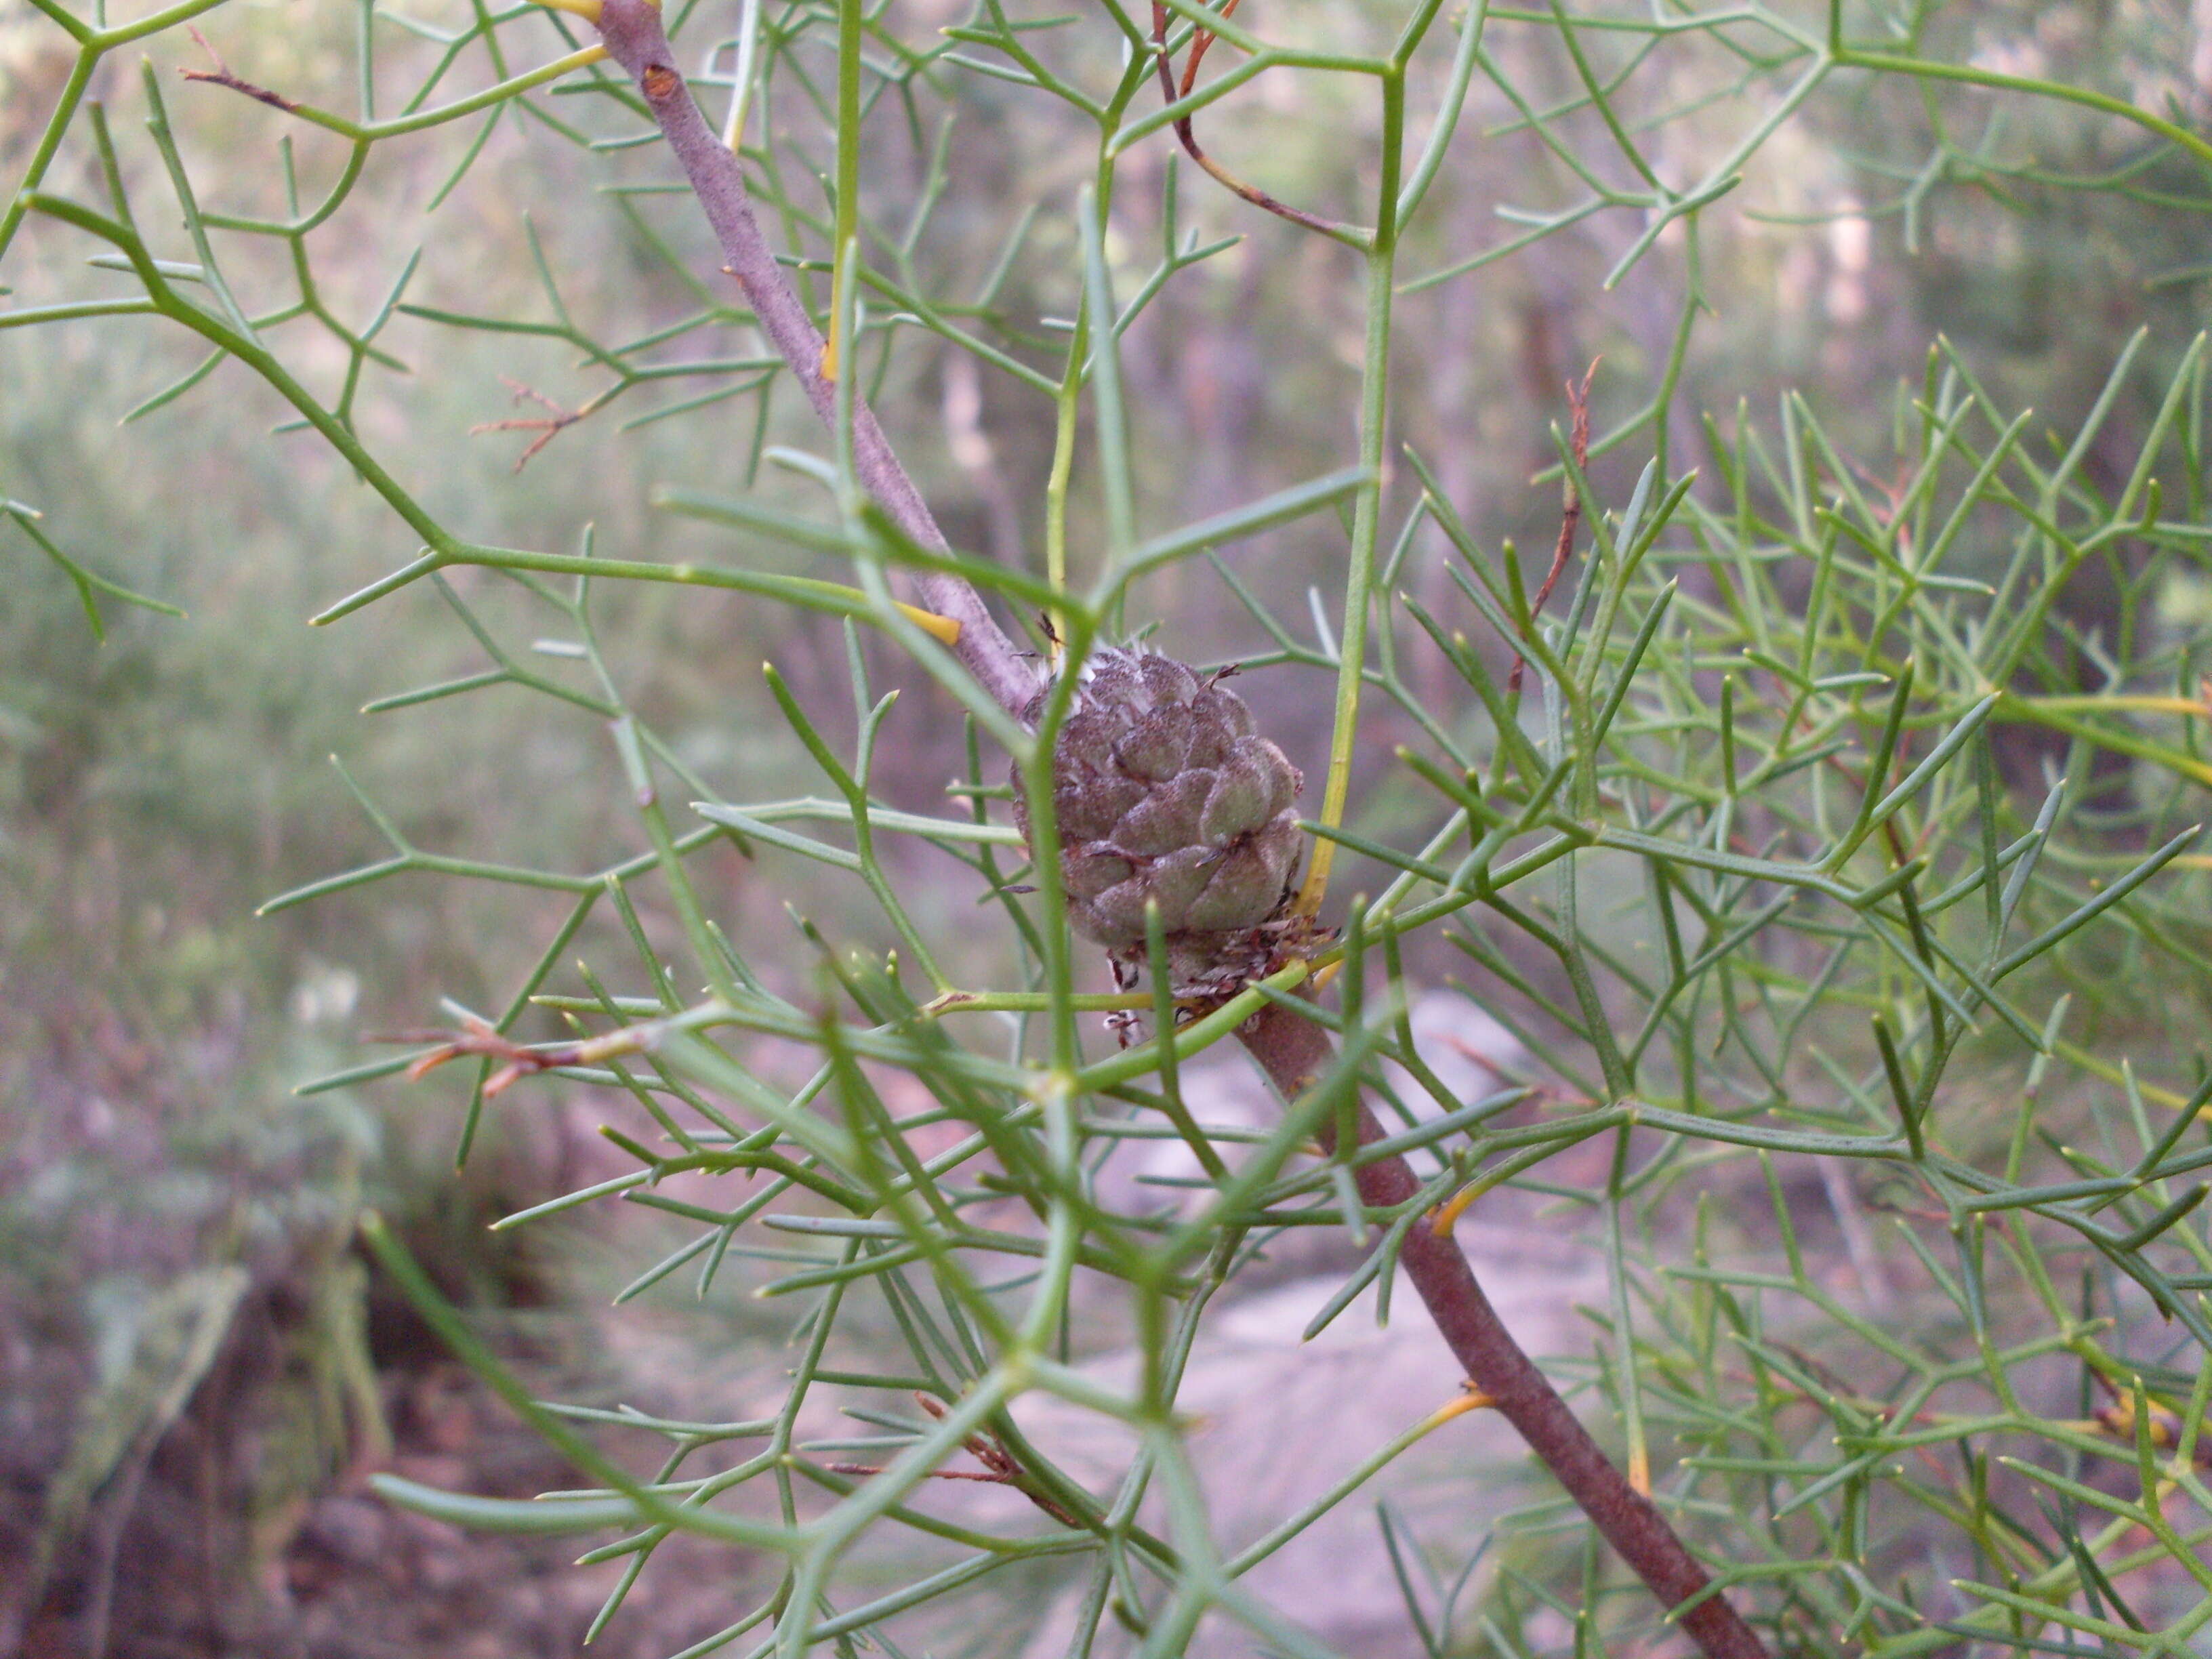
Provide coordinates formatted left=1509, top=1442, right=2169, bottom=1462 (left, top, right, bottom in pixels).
left=9, top=0, right=2212, bottom=1654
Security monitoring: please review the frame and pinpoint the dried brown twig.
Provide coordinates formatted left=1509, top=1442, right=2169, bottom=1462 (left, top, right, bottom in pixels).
left=378, top=1012, right=654, bottom=1099
left=1147, top=0, right=1353, bottom=239
left=823, top=1395, right=1084, bottom=1528
left=1509, top=361, right=1599, bottom=694
left=178, top=26, right=301, bottom=112
left=470, top=377, right=605, bottom=470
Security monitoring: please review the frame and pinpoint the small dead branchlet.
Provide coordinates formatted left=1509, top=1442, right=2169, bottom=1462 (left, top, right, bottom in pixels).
left=822, top=1393, right=1084, bottom=1529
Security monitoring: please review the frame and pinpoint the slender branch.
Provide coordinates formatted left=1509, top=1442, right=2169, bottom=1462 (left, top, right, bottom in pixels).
left=1509, top=361, right=1596, bottom=694
left=1147, top=0, right=1356, bottom=240
left=180, top=26, right=302, bottom=112
left=473, top=375, right=604, bottom=470
left=1237, top=1003, right=1770, bottom=1659
left=589, top=0, right=1038, bottom=718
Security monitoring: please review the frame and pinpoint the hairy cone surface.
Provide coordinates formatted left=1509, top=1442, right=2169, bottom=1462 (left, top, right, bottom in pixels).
left=1015, top=649, right=1303, bottom=975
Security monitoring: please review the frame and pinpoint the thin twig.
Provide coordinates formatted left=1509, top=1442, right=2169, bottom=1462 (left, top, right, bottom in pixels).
left=471, top=377, right=602, bottom=470
left=377, top=1012, right=655, bottom=1098
left=179, top=26, right=302, bottom=112
left=1147, top=0, right=1353, bottom=239
left=1510, top=360, right=1597, bottom=693
left=822, top=1462, right=1011, bottom=1484
left=588, top=0, right=1038, bottom=717
left=1237, top=1002, right=1770, bottom=1659
left=822, top=1394, right=1084, bottom=1527
left=824, top=1460, right=1085, bottom=1525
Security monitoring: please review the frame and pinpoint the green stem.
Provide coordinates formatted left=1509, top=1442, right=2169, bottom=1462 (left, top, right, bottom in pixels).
left=1834, top=44, right=2212, bottom=173
left=1044, top=319, right=1082, bottom=647
left=823, top=0, right=861, bottom=382
left=24, top=194, right=462, bottom=557
left=1296, top=68, right=1402, bottom=915
left=0, top=46, right=98, bottom=263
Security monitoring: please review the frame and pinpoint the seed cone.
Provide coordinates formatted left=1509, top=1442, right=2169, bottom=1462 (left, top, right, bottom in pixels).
left=1014, top=647, right=1303, bottom=977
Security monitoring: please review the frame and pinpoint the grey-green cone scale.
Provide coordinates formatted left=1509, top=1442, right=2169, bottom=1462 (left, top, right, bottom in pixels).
left=1015, top=649, right=1303, bottom=960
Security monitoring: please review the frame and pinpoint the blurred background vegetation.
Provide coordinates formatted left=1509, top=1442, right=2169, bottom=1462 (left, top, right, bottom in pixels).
left=3, top=0, right=2211, bottom=1652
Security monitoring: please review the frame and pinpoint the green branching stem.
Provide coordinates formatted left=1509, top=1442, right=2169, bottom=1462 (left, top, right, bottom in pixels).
left=1296, top=69, right=1402, bottom=916
left=11, top=0, right=2212, bottom=1654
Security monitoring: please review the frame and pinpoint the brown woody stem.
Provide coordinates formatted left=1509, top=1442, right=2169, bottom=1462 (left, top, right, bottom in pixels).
left=592, top=6, right=1761, bottom=1647
left=1237, top=1002, right=1769, bottom=1659
left=590, top=0, right=1038, bottom=718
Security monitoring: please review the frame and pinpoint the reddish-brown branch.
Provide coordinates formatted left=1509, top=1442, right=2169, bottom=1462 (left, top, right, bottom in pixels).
left=827, top=1396, right=1084, bottom=1527
left=823, top=1462, right=1084, bottom=1526
left=179, top=26, right=302, bottom=112
left=1510, top=361, right=1599, bottom=693
left=471, top=377, right=600, bottom=470
left=587, top=0, right=1039, bottom=718
left=377, top=1014, right=598, bottom=1098
left=1178, top=0, right=1240, bottom=93
left=1237, top=1003, right=1769, bottom=1659
left=1147, top=0, right=1351, bottom=239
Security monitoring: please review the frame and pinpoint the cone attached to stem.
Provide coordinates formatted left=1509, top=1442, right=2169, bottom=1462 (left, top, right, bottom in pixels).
left=1015, top=647, right=1303, bottom=983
